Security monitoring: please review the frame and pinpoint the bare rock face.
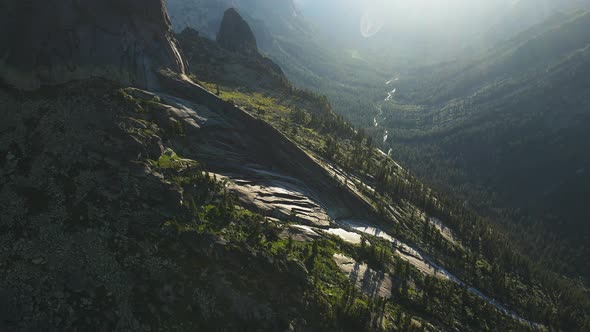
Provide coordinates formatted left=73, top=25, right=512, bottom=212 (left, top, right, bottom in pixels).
left=0, top=0, right=186, bottom=90
left=216, top=8, right=259, bottom=57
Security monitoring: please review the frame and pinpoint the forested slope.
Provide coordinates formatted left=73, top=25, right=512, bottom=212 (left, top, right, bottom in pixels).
left=383, top=11, right=590, bottom=280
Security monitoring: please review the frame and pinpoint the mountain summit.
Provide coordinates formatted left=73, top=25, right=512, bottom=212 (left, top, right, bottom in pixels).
left=0, top=0, right=186, bottom=90
left=216, top=8, right=259, bottom=56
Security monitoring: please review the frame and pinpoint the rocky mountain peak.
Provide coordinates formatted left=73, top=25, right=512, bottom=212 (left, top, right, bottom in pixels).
left=0, top=0, right=187, bottom=90
left=216, top=8, right=259, bottom=56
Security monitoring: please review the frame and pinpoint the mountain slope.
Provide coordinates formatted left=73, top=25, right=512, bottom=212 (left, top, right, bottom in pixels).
left=398, top=11, right=590, bottom=105
left=0, top=80, right=322, bottom=330
left=172, top=15, right=590, bottom=331
left=483, top=0, right=590, bottom=45
left=385, top=11, right=590, bottom=280
left=164, top=0, right=387, bottom=127
left=1, top=1, right=590, bottom=331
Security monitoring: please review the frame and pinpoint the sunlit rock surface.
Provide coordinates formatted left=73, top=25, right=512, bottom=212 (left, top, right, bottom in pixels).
left=333, top=254, right=393, bottom=298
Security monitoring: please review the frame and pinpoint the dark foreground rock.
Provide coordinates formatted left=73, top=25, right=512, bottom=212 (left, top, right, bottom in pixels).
left=0, top=0, right=186, bottom=90
left=0, top=80, right=312, bottom=331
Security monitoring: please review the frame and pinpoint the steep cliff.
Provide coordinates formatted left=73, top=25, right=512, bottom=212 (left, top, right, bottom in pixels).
left=216, top=8, right=259, bottom=57
left=0, top=0, right=186, bottom=90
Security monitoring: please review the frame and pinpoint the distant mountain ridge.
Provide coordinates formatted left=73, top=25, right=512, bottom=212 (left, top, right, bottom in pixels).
left=166, top=0, right=305, bottom=50
left=176, top=8, right=287, bottom=90
left=481, top=0, right=590, bottom=46
left=400, top=11, right=590, bottom=105
left=386, top=10, right=590, bottom=279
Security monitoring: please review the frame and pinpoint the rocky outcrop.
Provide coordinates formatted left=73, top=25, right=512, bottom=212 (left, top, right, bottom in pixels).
left=177, top=22, right=286, bottom=91
left=333, top=254, right=393, bottom=298
left=0, top=0, right=186, bottom=90
left=158, top=73, right=378, bottom=221
left=165, top=0, right=305, bottom=47
left=216, top=8, right=259, bottom=57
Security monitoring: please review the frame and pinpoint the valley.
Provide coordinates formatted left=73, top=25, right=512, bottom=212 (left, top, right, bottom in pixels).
left=378, top=11, right=590, bottom=280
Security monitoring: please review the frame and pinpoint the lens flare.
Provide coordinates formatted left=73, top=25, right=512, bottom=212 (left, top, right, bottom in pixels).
left=360, top=6, right=385, bottom=38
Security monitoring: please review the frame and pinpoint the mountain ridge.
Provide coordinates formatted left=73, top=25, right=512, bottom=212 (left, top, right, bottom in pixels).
left=217, top=8, right=259, bottom=56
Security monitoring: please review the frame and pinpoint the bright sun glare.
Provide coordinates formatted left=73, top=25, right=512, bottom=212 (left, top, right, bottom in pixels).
left=358, top=0, right=440, bottom=38
left=360, top=6, right=385, bottom=37
left=357, top=0, right=514, bottom=38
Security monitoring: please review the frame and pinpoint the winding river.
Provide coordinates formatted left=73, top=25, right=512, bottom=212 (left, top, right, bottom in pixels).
left=374, top=76, right=399, bottom=144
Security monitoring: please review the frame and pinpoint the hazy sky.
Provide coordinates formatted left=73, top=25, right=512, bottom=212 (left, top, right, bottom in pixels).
left=296, top=0, right=515, bottom=38
left=289, top=0, right=590, bottom=61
